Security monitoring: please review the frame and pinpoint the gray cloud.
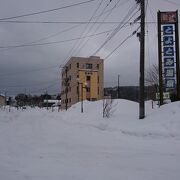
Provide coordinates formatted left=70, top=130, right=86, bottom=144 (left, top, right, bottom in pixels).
left=0, top=0, right=179, bottom=95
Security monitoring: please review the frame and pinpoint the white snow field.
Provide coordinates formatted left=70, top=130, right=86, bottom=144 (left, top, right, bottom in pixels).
left=0, top=99, right=180, bottom=180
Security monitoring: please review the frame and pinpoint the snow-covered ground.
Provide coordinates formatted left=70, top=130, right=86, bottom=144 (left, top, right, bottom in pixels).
left=0, top=99, right=180, bottom=180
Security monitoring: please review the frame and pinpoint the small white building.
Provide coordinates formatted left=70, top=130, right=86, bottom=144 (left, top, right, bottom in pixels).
left=43, top=99, right=61, bottom=107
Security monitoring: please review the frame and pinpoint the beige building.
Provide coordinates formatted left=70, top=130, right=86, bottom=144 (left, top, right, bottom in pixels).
left=61, top=56, right=104, bottom=109
left=0, top=95, right=5, bottom=107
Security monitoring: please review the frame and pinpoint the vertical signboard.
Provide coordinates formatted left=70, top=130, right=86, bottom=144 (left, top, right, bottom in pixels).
left=158, top=11, right=180, bottom=105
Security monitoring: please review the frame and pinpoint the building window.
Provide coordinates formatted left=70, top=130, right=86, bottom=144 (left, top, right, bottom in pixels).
left=86, top=87, right=90, bottom=92
left=86, top=76, right=91, bottom=81
left=69, top=75, right=71, bottom=81
left=97, top=64, right=99, bottom=69
left=86, top=63, right=92, bottom=69
left=77, top=63, right=79, bottom=68
left=77, top=75, right=79, bottom=78
left=69, top=64, right=71, bottom=69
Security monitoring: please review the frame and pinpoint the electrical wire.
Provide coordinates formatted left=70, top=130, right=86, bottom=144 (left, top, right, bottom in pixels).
left=0, top=0, right=97, bottom=21
left=0, top=28, right=114, bottom=50
left=0, top=79, right=59, bottom=88
left=92, top=3, right=139, bottom=55
left=74, top=0, right=125, bottom=57
left=0, top=65, right=59, bottom=77
left=60, top=0, right=103, bottom=66
left=69, top=0, right=117, bottom=57
left=59, top=0, right=106, bottom=66
left=0, top=20, right=168, bottom=24
left=19, top=24, right=80, bottom=46
left=104, top=29, right=139, bottom=60
left=30, top=81, right=60, bottom=94
left=159, top=0, right=180, bottom=6
left=147, top=1, right=157, bottom=29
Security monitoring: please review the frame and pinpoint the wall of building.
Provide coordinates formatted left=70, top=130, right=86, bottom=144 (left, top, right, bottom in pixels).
left=61, top=56, right=104, bottom=109
left=0, top=96, right=5, bottom=107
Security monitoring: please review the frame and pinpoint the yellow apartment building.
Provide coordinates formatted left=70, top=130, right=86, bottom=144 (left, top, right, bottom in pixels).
left=61, top=56, right=104, bottom=109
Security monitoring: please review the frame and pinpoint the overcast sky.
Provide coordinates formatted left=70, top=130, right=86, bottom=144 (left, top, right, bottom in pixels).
left=0, top=0, right=180, bottom=96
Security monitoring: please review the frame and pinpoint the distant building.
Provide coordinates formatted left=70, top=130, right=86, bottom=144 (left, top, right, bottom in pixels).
left=43, top=99, right=61, bottom=107
left=61, top=56, right=104, bottom=109
left=0, top=94, right=5, bottom=107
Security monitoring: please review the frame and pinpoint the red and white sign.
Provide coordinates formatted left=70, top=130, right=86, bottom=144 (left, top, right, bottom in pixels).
left=160, top=12, right=177, bottom=24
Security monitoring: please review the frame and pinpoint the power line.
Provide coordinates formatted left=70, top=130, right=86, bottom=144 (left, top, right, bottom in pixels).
left=30, top=81, right=59, bottom=94
left=0, top=0, right=97, bottom=21
left=146, top=0, right=157, bottom=29
left=0, top=20, right=160, bottom=24
left=0, top=65, right=59, bottom=77
left=160, top=0, right=180, bottom=5
left=74, top=0, right=125, bottom=57
left=0, top=28, right=114, bottom=50
left=69, top=0, right=115, bottom=58
left=104, top=28, right=139, bottom=60
left=0, top=1, right=132, bottom=25
left=59, top=0, right=106, bottom=66
left=0, top=79, right=59, bottom=88
left=20, top=24, right=80, bottom=46
left=92, top=3, right=139, bottom=55
left=0, top=29, right=113, bottom=78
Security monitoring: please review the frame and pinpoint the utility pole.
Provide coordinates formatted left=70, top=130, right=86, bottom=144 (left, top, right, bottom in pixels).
left=77, top=81, right=80, bottom=102
left=4, top=92, right=7, bottom=109
left=65, top=66, right=69, bottom=111
left=81, top=83, right=84, bottom=113
left=138, top=0, right=145, bottom=119
left=77, top=81, right=87, bottom=113
left=157, top=11, right=163, bottom=106
left=4, top=91, right=7, bottom=110
left=46, top=90, right=48, bottom=110
left=118, top=74, right=120, bottom=98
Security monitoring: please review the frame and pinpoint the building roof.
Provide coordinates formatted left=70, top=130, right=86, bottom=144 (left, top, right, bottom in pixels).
left=43, top=100, right=60, bottom=103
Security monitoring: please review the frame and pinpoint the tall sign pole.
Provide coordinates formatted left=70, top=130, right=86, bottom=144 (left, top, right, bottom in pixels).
left=139, top=0, right=145, bottom=119
left=175, top=11, right=180, bottom=100
left=157, top=11, right=164, bottom=105
left=157, top=11, right=180, bottom=104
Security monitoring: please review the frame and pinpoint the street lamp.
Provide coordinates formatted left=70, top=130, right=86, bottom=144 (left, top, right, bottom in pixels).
left=77, top=78, right=87, bottom=113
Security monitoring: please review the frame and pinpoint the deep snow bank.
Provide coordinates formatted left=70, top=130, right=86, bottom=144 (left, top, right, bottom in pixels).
left=0, top=100, right=180, bottom=180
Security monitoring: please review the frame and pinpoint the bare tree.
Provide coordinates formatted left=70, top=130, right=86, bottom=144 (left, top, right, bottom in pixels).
left=145, top=64, right=159, bottom=86
left=145, top=64, right=159, bottom=100
left=103, top=98, right=114, bottom=118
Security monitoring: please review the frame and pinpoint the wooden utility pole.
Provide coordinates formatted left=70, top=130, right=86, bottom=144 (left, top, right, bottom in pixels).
left=139, top=0, right=145, bottom=119
left=81, top=83, right=83, bottom=113
left=118, top=74, right=120, bottom=98
left=46, top=90, right=48, bottom=110
left=157, top=11, right=164, bottom=105
left=65, top=66, right=68, bottom=111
